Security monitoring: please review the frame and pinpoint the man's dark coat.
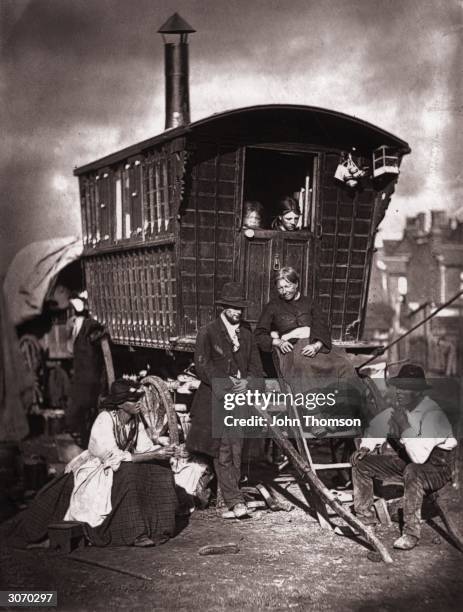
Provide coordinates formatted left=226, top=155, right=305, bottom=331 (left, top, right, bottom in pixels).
left=186, top=317, right=264, bottom=458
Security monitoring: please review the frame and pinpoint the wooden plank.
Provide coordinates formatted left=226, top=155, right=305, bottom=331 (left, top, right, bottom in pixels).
left=113, top=254, right=122, bottom=340
left=101, top=337, right=115, bottom=386
left=133, top=252, right=141, bottom=343
left=131, top=161, right=143, bottom=236
left=312, top=462, right=352, bottom=470
left=153, top=249, right=165, bottom=343
left=161, top=154, right=169, bottom=233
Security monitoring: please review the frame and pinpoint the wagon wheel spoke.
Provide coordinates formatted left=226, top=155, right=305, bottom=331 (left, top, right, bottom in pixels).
left=141, top=375, right=179, bottom=445
left=19, top=334, right=41, bottom=373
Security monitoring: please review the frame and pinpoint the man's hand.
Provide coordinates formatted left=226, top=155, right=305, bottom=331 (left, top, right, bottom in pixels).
left=301, top=341, right=323, bottom=358
left=388, top=406, right=409, bottom=438
left=351, top=447, right=371, bottom=467
left=230, top=377, right=248, bottom=393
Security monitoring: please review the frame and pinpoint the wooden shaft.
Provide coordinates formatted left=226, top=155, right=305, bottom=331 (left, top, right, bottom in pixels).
left=312, top=462, right=352, bottom=470
left=68, top=554, right=153, bottom=581
left=100, top=337, right=115, bottom=387
left=255, top=406, right=393, bottom=563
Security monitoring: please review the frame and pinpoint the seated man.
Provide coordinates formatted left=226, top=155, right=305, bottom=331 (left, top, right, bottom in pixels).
left=351, top=364, right=457, bottom=550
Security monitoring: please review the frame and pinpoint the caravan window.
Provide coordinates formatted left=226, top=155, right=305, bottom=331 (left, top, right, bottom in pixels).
left=242, top=148, right=316, bottom=230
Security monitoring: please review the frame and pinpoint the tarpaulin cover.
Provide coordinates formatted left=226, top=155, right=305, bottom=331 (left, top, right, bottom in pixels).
left=3, top=236, right=83, bottom=326
left=1, top=236, right=83, bottom=440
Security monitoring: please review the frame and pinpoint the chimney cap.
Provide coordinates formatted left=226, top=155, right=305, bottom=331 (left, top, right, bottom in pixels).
left=158, top=12, right=195, bottom=34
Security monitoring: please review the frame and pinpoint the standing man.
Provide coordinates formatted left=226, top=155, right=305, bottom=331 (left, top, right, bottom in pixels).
left=186, top=282, right=264, bottom=518
left=352, top=364, right=457, bottom=550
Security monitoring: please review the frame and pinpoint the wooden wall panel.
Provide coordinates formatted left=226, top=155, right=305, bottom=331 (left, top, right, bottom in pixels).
left=317, top=152, right=376, bottom=341
left=242, top=238, right=273, bottom=323
left=84, top=245, right=177, bottom=348
left=178, top=143, right=239, bottom=338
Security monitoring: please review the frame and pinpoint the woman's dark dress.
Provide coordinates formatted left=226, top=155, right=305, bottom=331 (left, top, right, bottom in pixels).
left=11, top=462, right=177, bottom=547
left=11, top=410, right=178, bottom=548
left=255, top=296, right=364, bottom=425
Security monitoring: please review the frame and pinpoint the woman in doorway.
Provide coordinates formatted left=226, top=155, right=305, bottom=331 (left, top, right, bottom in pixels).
left=11, top=379, right=178, bottom=548
left=271, top=197, right=301, bottom=231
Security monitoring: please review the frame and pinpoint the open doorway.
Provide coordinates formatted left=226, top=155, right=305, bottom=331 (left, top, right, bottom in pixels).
left=242, top=148, right=315, bottom=230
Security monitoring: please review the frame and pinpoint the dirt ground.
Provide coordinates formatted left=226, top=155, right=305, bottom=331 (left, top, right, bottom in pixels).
left=1, top=457, right=463, bottom=612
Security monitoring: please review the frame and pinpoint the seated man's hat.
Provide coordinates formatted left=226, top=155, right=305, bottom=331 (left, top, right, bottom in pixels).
left=216, top=282, right=249, bottom=309
left=388, top=364, right=432, bottom=390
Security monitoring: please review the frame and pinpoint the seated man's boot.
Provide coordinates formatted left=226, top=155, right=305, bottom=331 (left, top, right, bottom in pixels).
left=393, top=534, right=419, bottom=550
left=232, top=502, right=249, bottom=518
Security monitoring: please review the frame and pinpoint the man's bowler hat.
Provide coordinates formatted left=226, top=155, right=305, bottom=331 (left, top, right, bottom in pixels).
left=216, top=282, right=249, bottom=309
left=388, top=364, right=432, bottom=390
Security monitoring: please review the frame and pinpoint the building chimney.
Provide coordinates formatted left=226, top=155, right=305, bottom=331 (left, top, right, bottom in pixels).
left=405, top=213, right=426, bottom=235
left=416, top=213, right=426, bottom=233
left=158, top=13, right=195, bottom=130
left=431, top=210, right=447, bottom=232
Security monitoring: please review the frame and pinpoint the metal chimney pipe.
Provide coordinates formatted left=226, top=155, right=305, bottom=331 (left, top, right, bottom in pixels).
left=164, top=41, right=190, bottom=129
left=158, top=13, right=195, bottom=130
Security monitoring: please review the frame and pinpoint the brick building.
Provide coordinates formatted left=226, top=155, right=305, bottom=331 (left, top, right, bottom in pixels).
left=365, top=210, right=463, bottom=374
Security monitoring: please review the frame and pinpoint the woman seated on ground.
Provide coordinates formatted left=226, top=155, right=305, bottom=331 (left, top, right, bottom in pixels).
left=11, top=379, right=178, bottom=548
left=242, top=200, right=264, bottom=229
left=255, top=267, right=364, bottom=430
left=271, top=197, right=301, bottom=231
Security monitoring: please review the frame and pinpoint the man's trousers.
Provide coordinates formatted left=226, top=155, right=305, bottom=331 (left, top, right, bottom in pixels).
left=352, top=448, right=452, bottom=538
left=213, top=431, right=245, bottom=509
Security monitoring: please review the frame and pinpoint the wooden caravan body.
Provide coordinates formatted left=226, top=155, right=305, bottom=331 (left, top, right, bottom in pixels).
left=75, top=104, right=410, bottom=352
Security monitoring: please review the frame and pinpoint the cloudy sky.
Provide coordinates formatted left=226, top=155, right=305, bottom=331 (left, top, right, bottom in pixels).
left=1, top=0, right=462, bottom=274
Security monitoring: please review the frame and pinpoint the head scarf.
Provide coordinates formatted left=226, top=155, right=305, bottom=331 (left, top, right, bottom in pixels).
left=100, top=379, right=145, bottom=411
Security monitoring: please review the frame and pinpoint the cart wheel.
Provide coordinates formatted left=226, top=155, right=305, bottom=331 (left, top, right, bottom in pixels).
left=141, top=375, right=179, bottom=445
left=19, top=334, right=42, bottom=373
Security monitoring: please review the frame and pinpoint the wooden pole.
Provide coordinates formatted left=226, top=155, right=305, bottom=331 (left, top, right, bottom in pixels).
left=255, top=406, right=393, bottom=563
left=100, top=337, right=115, bottom=387
left=68, top=554, right=153, bottom=581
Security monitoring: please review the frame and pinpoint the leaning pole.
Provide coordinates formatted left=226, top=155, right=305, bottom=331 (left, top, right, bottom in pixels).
left=254, top=405, right=394, bottom=564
